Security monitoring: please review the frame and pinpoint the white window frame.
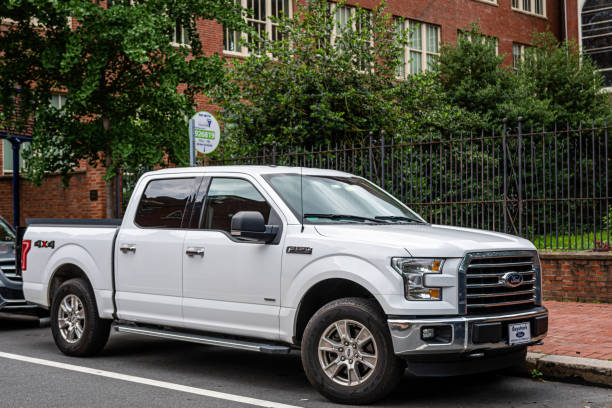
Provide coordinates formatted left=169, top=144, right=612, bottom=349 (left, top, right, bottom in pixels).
left=396, top=19, right=440, bottom=78
left=459, top=30, right=499, bottom=55
left=512, top=0, right=546, bottom=17
left=170, top=21, right=191, bottom=47
left=2, top=139, right=26, bottom=174
left=223, top=0, right=293, bottom=56
left=512, top=42, right=532, bottom=68
left=330, top=4, right=373, bottom=71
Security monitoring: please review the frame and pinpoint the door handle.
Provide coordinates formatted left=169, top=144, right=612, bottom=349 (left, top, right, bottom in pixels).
left=186, top=247, right=205, bottom=257
left=120, top=244, right=136, bottom=254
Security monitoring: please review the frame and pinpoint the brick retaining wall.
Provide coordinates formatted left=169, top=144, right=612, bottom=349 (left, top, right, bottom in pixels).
left=540, top=252, right=612, bottom=303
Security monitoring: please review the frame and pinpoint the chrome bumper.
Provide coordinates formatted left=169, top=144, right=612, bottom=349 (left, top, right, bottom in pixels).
left=388, top=306, right=548, bottom=355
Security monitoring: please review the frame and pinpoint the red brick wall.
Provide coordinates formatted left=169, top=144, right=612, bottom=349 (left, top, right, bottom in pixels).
left=0, top=161, right=108, bottom=225
left=540, top=252, right=612, bottom=303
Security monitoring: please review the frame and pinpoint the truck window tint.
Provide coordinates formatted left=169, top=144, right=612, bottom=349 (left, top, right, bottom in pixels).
left=135, top=178, right=195, bottom=228
left=201, top=178, right=271, bottom=232
left=0, top=218, right=15, bottom=242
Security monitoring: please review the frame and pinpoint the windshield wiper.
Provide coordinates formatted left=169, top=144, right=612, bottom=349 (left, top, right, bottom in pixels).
left=374, top=216, right=423, bottom=224
left=303, top=213, right=387, bottom=223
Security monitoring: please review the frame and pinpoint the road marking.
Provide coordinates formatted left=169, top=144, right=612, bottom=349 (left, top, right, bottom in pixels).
left=0, top=351, right=302, bottom=408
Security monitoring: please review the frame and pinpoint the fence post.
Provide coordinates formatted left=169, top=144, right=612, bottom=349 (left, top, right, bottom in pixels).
left=369, top=132, right=373, bottom=182
left=517, top=117, right=523, bottom=237
left=503, top=118, right=508, bottom=234
left=272, top=141, right=277, bottom=165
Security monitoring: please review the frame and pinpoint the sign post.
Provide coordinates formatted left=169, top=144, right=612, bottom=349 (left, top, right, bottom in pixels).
left=189, top=111, right=220, bottom=166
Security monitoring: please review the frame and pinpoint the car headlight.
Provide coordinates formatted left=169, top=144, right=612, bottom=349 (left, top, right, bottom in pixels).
left=391, top=258, right=444, bottom=301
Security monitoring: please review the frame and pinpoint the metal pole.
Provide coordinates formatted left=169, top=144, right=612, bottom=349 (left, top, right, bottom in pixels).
left=189, top=119, right=195, bottom=167
left=517, top=117, right=523, bottom=237
left=11, top=139, right=21, bottom=229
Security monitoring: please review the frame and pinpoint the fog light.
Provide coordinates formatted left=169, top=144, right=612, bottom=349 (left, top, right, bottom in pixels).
left=421, top=327, right=436, bottom=340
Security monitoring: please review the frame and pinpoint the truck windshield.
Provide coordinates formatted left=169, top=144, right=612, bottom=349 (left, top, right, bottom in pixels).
left=263, top=173, right=424, bottom=224
left=0, top=218, right=15, bottom=242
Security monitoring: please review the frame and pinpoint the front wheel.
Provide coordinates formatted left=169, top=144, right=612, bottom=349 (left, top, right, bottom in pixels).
left=50, top=278, right=111, bottom=357
left=301, top=297, right=405, bottom=405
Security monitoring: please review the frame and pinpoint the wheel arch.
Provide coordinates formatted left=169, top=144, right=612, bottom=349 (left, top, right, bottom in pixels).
left=293, top=278, right=386, bottom=345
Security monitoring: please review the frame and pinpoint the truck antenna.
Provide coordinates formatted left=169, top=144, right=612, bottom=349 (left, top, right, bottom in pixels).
left=300, top=165, right=304, bottom=233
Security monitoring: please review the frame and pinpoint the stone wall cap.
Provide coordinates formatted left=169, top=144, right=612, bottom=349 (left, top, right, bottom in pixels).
left=539, top=251, right=612, bottom=260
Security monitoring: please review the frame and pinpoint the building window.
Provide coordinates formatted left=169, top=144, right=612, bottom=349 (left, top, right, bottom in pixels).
left=2, top=139, right=25, bottom=173
left=331, top=4, right=372, bottom=70
left=50, top=94, right=67, bottom=110
left=170, top=21, right=190, bottom=46
left=512, top=43, right=530, bottom=68
left=581, top=0, right=612, bottom=87
left=223, top=0, right=292, bottom=55
left=396, top=19, right=440, bottom=77
left=459, top=30, right=499, bottom=55
left=512, top=0, right=546, bottom=17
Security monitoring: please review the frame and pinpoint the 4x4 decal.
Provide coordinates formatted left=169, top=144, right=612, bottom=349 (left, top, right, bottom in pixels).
left=34, top=240, right=55, bottom=249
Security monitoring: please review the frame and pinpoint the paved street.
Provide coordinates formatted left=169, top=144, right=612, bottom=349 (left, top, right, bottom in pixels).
left=0, top=318, right=610, bottom=408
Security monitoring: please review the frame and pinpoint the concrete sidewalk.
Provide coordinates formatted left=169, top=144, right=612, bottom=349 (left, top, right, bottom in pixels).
left=524, top=301, right=612, bottom=387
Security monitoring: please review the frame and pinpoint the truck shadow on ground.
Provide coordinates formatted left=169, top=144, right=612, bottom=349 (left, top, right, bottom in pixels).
left=100, top=333, right=529, bottom=407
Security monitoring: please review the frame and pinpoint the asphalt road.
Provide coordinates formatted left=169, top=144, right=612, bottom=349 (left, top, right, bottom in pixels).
left=0, top=317, right=610, bottom=408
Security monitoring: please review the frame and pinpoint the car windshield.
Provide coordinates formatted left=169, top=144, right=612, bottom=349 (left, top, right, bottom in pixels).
left=263, top=173, right=424, bottom=224
left=0, top=218, right=15, bottom=242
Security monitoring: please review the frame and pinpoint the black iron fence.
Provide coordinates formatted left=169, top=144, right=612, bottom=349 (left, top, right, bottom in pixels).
left=207, top=121, right=611, bottom=251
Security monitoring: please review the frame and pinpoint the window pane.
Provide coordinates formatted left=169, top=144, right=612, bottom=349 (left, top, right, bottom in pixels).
left=426, top=53, right=437, bottom=70
left=336, top=6, right=351, bottom=31
left=224, top=26, right=241, bottom=52
left=512, top=0, right=519, bottom=7
left=409, top=20, right=422, bottom=50
left=135, top=178, right=195, bottom=228
left=201, top=178, right=271, bottom=232
left=535, top=0, right=543, bottom=14
left=394, top=18, right=406, bottom=77
left=523, top=0, right=531, bottom=11
left=0, top=217, right=15, bottom=242
left=513, top=43, right=521, bottom=67
left=410, top=51, right=422, bottom=74
left=425, top=24, right=438, bottom=53
left=3, top=140, right=13, bottom=172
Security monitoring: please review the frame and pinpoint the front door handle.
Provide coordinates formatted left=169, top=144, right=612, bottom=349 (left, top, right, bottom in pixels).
left=186, top=247, right=205, bottom=257
left=120, top=244, right=136, bottom=254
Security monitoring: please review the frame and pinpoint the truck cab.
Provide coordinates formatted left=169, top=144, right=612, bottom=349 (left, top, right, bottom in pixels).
left=22, top=166, right=548, bottom=404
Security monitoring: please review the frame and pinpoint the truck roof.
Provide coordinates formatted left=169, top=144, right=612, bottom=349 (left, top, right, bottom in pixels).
left=143, top=165, right=354, bottom=178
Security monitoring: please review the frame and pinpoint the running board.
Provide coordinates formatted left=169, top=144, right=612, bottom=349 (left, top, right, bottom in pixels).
left=114, top=324, right=291, bottom=355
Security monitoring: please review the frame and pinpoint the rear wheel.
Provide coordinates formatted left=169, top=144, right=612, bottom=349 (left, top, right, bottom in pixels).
left=301, top=297, right=404, bottom=404
left=50, top=278, right=111, bottom=357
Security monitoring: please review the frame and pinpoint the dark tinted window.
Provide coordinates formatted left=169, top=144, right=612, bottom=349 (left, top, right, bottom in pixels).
left=201, top=178, right=271, bottom=232
left=135, top=178, right=195, bottom=228
left=0, top=218, right=15, bottom=242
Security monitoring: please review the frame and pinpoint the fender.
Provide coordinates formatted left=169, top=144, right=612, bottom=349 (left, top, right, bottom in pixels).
left=279, top=254, right=404, bottom=343
left=43, top=243, right=113, bottom=318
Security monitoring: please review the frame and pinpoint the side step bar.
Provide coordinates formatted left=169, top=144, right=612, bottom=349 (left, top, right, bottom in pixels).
left=114, top=324, right=292, bottom=355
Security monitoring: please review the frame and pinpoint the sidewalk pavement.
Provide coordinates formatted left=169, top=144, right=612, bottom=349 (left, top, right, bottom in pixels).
left=523, top=301, right=612, bottom=387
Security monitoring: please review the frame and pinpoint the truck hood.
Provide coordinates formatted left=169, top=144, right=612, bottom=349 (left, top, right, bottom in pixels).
left=314, top=223, right=535, bottom=258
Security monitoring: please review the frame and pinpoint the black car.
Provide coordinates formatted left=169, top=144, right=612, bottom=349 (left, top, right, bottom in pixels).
left=0, top=216, right=45, bottom=317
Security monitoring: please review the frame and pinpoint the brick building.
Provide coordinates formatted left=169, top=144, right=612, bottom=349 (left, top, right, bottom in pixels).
left=1, top=0, right=600, bottom=224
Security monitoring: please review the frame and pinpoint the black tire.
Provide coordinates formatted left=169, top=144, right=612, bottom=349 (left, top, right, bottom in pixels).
left=50, top=278, right=111, bottom=357
left=301, top=297, right=405, bottom=405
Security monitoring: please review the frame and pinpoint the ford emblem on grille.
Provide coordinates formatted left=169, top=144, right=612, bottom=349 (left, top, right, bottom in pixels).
left=501, top=272, right=524, bottom=288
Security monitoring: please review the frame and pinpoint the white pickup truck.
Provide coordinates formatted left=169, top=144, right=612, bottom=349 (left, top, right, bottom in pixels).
left=22, top=166, right=548, bottom=404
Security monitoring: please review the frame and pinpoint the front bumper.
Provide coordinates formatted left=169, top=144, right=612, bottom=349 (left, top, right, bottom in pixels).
left=388, top=306, right=548, bottom=356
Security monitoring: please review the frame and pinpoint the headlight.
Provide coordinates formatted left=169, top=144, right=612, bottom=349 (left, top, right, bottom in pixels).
left=391, top=258, right=444, bottom=301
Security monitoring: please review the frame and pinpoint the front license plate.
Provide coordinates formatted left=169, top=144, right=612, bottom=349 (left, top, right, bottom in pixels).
left=508, top=322, right=531, bottom=345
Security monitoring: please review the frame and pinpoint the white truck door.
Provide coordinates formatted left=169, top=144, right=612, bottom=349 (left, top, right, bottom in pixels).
left=182, top=176, right=284, bottom=341
left=116, top=176, right=198, bottom=327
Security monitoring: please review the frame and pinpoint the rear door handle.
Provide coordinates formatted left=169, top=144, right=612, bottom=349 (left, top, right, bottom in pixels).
left=120, top=244, right=136, bottom=254
left=186, top=247, right=205, bottom=257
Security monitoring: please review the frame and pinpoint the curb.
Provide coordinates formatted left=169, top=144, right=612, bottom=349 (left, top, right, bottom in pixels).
left=523, top=352, right=612, bottom=388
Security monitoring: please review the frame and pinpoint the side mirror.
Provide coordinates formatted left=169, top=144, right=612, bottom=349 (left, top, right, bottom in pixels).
left=231, top=211, right=279, bottom=244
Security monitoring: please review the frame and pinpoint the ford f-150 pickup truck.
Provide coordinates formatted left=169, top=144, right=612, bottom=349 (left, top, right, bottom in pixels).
left=22, top=166, right=548, bottom=404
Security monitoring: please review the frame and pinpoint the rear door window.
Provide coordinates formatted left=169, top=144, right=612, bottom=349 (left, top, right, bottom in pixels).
left=200, top=178, right=272, bottom=233
left=135, top=178, right=195, bottom=228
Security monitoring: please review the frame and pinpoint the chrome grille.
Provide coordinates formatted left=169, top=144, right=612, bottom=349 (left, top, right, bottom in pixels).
left=463, top=252, right=539, bottom=315
left=0, top=259, right=21, bottom=283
